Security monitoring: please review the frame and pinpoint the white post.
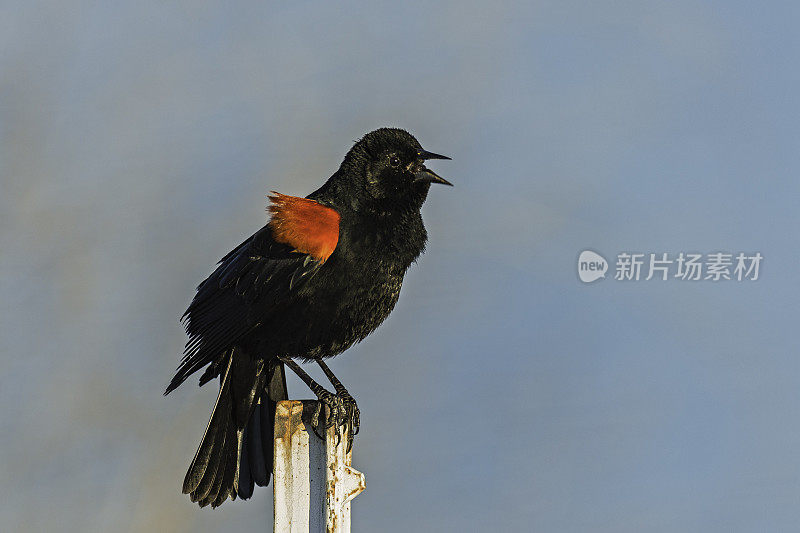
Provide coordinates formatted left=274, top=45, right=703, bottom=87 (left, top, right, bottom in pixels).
left=273, top=400, right=365, bottom=533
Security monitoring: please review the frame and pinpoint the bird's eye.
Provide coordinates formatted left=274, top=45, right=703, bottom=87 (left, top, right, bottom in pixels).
left=389, top=156, right=401, bottom=167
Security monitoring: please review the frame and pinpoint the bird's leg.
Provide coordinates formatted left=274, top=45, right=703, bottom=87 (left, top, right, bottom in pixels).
left=316, top=358, right=360, bottom=451
left=277, top=356, right=345, bottom=439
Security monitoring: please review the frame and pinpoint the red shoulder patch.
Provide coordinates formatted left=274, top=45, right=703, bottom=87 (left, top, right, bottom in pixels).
left=267, top=193, right=340, bottom=262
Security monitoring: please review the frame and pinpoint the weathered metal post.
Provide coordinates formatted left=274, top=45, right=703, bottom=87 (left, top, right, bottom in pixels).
left=273, top=400, right=365, bottom=532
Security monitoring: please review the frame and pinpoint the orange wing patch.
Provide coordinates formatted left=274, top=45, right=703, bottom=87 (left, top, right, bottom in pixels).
left=267, top=192, right=340, bottom=262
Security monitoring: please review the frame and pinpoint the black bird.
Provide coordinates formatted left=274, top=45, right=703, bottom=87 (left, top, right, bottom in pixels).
left=166, top=128, right=451, bottom=507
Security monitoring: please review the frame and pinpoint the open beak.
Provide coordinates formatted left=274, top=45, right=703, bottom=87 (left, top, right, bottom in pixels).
left=414, top=167, right=453, bottom=186
left=414, top=149, right=453, bottom=186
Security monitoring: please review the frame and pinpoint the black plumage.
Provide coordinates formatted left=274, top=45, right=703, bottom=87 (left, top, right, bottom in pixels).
left=166, top=128, right=451, bottom=507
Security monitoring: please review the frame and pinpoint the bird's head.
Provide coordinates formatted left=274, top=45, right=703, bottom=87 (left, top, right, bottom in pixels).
left=337, top=128, right=452, bottom=213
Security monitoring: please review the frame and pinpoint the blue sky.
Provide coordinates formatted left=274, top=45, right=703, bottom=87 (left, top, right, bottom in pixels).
left=1, top=2, right=798, bottom=531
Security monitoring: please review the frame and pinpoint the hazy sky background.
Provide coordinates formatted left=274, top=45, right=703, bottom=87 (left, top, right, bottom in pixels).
left=2, top=1, right=798, bottom=532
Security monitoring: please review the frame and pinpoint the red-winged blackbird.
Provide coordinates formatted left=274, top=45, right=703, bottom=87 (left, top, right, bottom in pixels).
left=166, top=128, right=451, bottom=507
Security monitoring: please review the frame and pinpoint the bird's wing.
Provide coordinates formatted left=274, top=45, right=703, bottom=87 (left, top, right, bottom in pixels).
left=166, top=195, right=340, bottom=394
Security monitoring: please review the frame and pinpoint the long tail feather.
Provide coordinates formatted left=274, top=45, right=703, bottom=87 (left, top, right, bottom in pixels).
left=180, top=352, right=287, bottom=507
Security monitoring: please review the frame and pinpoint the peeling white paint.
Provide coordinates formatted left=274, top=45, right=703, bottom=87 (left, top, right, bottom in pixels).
left=274, top=401, right=365, bottom=533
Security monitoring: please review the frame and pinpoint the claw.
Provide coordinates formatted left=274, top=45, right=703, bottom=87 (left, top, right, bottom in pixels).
left=307, top=387, right=360, bottom=452
left=310, top=402, right=326, bottom=439
left=351, top=408, right=360, bottom=436
left=311, top=402, right=320, bottom=428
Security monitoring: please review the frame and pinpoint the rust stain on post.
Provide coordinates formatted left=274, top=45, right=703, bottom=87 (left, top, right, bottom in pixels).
left=325, top=423, right=365, bottom=533
left=274, top=401, right=311, bottom=532
left=274, top=400, right=364, bottom=533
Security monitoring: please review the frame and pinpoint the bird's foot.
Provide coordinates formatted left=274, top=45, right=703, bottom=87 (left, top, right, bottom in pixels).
left=310, top=390, right=360, bottom=451
left=338, top=391, right=360, bottom=453
left=310, top=389, right=344, bottom=435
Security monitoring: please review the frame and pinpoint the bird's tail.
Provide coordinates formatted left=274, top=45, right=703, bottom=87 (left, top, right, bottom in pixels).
left=181, top=349, right=287, bottom=507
